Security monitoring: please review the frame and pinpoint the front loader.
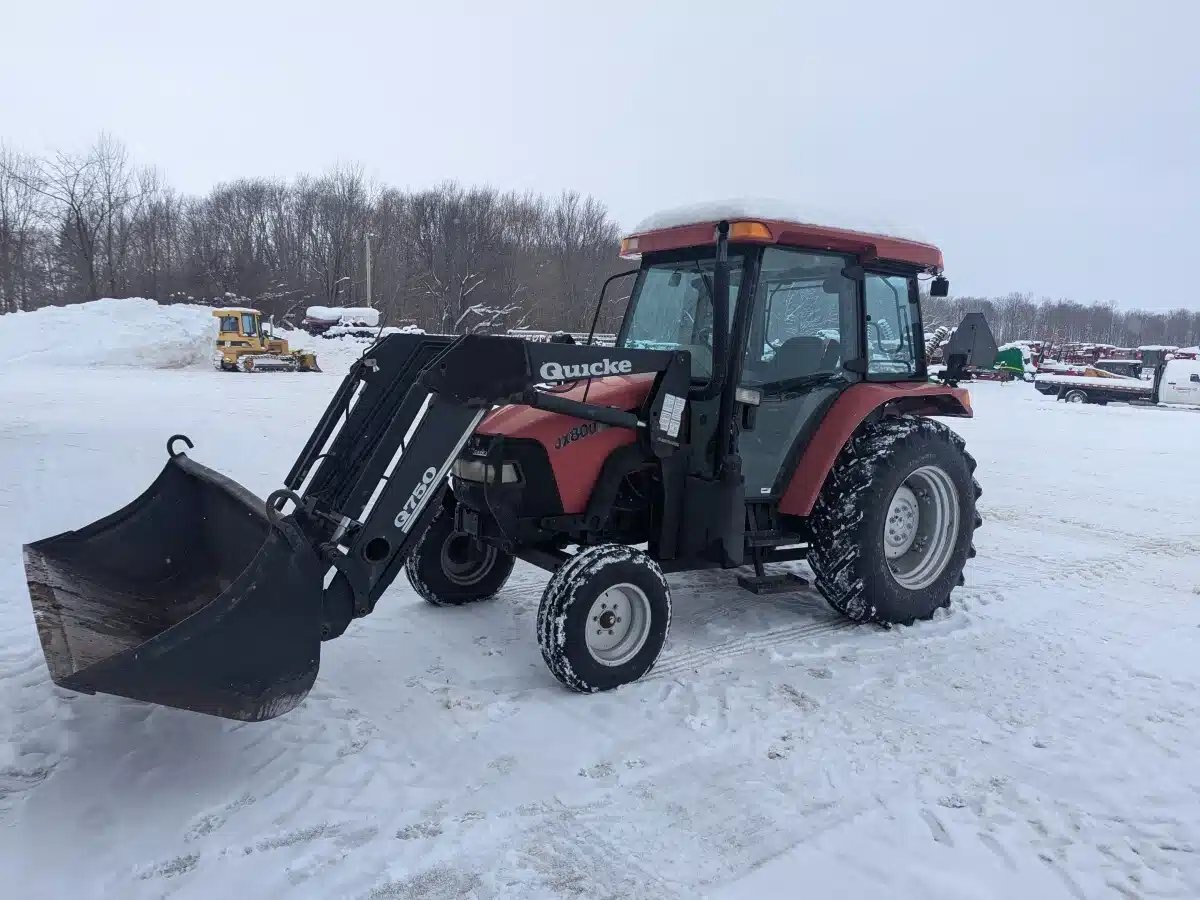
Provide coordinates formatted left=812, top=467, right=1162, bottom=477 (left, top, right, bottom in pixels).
left=23, top=212, right=996, bottom=720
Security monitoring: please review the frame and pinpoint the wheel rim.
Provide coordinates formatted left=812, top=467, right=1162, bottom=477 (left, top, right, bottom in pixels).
left=883, top=465, right=960, bottom=590
left=1066, top=391, right=1085, bottom=403
left=439, top=533, right=498, bottom=586
left=585, top=583, right=652, bottom=667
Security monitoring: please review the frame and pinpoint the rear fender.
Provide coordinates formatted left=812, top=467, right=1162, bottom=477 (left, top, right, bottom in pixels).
left=777, top=383, right=971, bottom=517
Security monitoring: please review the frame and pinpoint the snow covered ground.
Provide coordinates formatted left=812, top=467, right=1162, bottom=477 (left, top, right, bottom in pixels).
left=1, top=308, right=1199, bottom=899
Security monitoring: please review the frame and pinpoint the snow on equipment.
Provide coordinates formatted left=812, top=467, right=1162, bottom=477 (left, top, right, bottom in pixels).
left=23, top=212, right=991, bottom=721
left=212, top=308, right=320, bottom=372
left=302, top=306, right=381, bottom=338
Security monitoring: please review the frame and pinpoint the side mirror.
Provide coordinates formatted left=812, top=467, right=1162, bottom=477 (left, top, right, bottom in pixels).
left=930, top=276, right=950, bottom=298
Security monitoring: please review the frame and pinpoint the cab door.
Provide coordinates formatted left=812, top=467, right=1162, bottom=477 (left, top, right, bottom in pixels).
left=1160, top=360, right=1200, bottom=405
left=737, top=247, right=859, bottom=498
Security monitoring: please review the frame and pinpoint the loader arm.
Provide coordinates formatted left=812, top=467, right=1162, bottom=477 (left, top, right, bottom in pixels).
left=289, top=334, right=691, bottom=638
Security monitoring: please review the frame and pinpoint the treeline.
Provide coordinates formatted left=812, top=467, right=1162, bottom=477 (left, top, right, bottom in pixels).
left=0, top=136, right=626, bottom=334
left=3, top=135, right=1199, bottom=347
left=924, top=294, right=1200, bottom=349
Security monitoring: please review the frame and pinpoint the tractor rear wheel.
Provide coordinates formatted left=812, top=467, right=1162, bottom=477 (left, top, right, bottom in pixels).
left=404, top=504, right=514, bottom=606
left=808, top=415, right=981, bottom=625
left=537, top=544, right=671, bottom=692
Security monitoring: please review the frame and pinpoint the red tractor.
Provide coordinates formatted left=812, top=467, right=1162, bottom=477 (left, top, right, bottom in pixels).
left=24, top=212, right=994, bottom=719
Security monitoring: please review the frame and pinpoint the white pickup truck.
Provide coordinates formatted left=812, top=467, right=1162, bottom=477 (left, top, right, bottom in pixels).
left=1035, top=358, right=1200, bottom=407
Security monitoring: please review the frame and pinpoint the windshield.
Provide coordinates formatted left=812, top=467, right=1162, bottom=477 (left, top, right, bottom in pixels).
left=619, top=253, right=745, bottom=379
left=218, top=315, right=239, bottom=333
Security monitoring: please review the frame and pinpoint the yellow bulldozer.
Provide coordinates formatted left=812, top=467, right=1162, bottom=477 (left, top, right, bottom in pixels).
left=212, top=308, right=320, bottom=372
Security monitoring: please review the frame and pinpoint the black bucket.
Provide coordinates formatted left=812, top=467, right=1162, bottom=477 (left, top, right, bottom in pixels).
left=23, top=443, right=324, bottom=722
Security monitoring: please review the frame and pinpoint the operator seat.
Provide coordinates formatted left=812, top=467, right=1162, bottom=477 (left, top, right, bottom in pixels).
left=820, top=339, right=842, bottom=371
left=772, top=336, right=827, bottom=380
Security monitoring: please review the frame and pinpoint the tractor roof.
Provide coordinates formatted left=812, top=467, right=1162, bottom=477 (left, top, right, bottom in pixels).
left=621, top=203, right=943, bottom=271
left=213, top=307, right=261, bottom=316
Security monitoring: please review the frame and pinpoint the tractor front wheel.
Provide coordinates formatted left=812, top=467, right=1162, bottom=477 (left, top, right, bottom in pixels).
left=537, top=545, right=671, bottom=692
left=808, top=416, right=981, bottom=625
left=404, top=504, right=514, bottom=606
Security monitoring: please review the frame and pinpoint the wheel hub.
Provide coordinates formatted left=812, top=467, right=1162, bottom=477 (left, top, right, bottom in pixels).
left=585, top=584, right=652, bottom=666
left=440, top=533, right=497, bottom=586
left=885, top=485, right=920, bottom=559
left=882, top=465, right=961, bottom=590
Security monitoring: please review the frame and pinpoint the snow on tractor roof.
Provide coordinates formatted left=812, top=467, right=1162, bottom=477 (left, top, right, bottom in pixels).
left=625, top=200, right=942, bottom=270
left=633, top=200, right=927, bottom=241
left=212, top=306, right=260, bottom=315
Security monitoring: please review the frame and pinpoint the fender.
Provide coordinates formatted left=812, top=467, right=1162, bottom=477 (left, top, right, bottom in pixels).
left=778, top=382, right=972, bottom=518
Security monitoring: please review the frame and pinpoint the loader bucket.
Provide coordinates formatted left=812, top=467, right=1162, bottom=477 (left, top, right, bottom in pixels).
left=23, top=445, right=325, bottom=722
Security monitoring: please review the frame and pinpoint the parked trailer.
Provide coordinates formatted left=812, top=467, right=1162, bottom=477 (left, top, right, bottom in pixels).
left=1035, top=358, right=1200, bottom=407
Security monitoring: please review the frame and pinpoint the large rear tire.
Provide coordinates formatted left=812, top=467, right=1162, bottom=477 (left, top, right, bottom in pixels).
left=537, top=544, right=671, bottom=692
left=404, top=504, right=514, bottom=606
left=807, top=416, right=981, bottom=625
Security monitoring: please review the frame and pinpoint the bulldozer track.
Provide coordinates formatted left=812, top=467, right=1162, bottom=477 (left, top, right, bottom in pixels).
left=237, top=354, right=300, bottom=373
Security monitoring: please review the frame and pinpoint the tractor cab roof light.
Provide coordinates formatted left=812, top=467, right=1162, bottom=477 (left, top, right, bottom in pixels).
left=620, top=221, right=773, bottom=260
left=727, top=221, right=772, bottom=242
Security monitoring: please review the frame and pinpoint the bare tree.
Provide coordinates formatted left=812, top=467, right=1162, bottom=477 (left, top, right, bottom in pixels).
left=8, top=134, right=1199, bottom=352
left=0, top=145, right=47, bottom=312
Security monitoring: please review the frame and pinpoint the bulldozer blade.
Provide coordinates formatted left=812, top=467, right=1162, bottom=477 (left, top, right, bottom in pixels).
left=23, top=452, right=325, bottom=722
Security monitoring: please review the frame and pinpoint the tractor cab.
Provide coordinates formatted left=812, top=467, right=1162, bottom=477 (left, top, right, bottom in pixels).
left=613, top=215, right=948, bottom=497
left=215, top=307, right=263, bottom=342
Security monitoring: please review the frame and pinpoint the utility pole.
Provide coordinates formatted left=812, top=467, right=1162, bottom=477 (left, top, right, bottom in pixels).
left=364, top=233, right=375, bottom=308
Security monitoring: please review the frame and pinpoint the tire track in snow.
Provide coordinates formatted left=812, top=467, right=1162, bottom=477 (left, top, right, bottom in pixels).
left=649, top=618, right=854, bottom=679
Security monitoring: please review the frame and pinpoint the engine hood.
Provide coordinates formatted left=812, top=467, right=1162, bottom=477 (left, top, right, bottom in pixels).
left=477, top=374, right=656, bottom=437
left=473, top=374, right=656, bottom=514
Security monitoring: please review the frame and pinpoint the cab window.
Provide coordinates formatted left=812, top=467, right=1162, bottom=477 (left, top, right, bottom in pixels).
left=620, top=252, right=746, bottom=379
left=218, top=315, right=239, bottom=333
left=864, top=274, right=917, bottom=376
left=741, top=247, right=857, bottom=388
left=240, top=313, right=258, bottom=337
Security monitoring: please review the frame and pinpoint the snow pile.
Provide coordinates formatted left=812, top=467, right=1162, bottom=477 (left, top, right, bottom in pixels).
left=631, top=198, right=931, bottom=244
left=0, top=299, right=401, bottom=376
left=0, top=298, right=215, bottom=370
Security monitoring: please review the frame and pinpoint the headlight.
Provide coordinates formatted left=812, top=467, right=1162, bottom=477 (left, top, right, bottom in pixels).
left=451, top=459, right=521, bottom=483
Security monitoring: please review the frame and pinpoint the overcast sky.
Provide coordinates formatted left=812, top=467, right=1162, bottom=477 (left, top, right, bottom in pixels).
left=3, top=0, right=1196, bottom=308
